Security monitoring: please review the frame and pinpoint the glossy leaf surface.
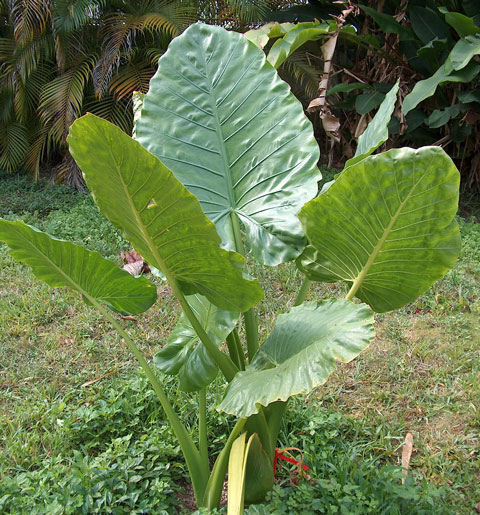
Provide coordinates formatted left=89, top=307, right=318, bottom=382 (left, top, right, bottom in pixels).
left=68, top=114, right=264, bottom=312
left=0, top=219, right=157, bottom=314
left=219, top=300, right=374, bottom=418
left=298, top=147, right=461, bottom=313
left=135, top=23, right=320, bottom=266
left=154, top=294, right=239, bottom=392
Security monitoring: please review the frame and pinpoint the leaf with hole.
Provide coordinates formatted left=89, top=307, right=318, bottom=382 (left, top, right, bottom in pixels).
left=68, top=114, right=264, bottom=313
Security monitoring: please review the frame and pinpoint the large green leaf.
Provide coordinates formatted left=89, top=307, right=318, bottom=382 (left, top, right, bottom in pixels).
left=403, top=34, right=480, bottom=114
left=218, top=300, right=374, bottom=418
left=154, top=294, right=239, bottom=392
left=135, top=23, right=321, bottom=266
left=0, top=219, right=157, bottom=315
left=267, top=21, right=333, bottom=69
left=297, top=147, right=461, bottom=313
left=244, top=22, right=296, bottom=49
left=409, top=6, right=452, bottom=44
left=68, top=114, right=264, bottom=313
left=359, top=6, right=415, bottom=40
left=346, top=81, right=399, bottom=168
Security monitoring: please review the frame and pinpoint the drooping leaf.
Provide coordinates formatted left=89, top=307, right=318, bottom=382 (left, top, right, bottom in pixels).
left=218, top=300, right=374, bottom=418
left=359, top=6, right=414, bottom=40
left=135, top=23, right=321, bottom=266
left=425, top=104, right=468, bottom=128
left=68, top=114, right=264, bottom=313
left=442, top=10, right=479, bottom=37
left=154, top=294, right=239, bottom=392
left=267, top=21, right=333, bottom=69
left=403, top=34, right=480, bottom=114
left=244, top=22, right=295, bottom=49
left=0, top=219, right=157, bottom=315
left=457, top=89, right=480, bottom=103
left=297, top=147, right=461, bottom=313
left=346, top=81, right=399, bottom=168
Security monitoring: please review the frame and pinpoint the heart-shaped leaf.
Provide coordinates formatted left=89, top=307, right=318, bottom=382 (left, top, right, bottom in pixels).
left=298, top=146, right=461, bottom=313
left=218, top=300, right=374, bottom=418
left=68, top=114, right=264, bottom=313
left=154, top=294, right=239, bottom=392
left=135, top=23, right=320, bottom=266
left=0, top=220, right=157, bottom=315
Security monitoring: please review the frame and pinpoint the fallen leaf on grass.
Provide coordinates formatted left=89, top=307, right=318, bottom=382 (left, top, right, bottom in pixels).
left=401, top=432, right=413, bottom=484
left=81, top=369, right=119, bottom=388
left=121, top=249, right=150, bottom=277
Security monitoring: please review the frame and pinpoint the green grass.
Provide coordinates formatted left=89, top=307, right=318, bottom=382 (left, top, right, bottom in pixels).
left=0, top=173, right=479, bottom=513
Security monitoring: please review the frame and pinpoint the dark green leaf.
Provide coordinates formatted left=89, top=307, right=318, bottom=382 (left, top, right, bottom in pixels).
left=426, top=104, right=467, bottom=128
left=443, top=11, right=479, bottom=37
left=410, top=6, right=452, bottom=44
left=359, top=6, right=415, bottom=40
left=457, top=89, right=480, bottom=103
left=327, top=82, right=373, bottom=96
left=355, top=92, right=385, bottom=115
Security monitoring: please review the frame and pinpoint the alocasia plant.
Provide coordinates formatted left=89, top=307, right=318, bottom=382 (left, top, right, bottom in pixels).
left=0, top=23, right=461, bottom=511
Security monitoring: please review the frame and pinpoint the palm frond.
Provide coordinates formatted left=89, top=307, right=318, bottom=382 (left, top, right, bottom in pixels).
left=11, top=0, right=52, bottom=45
left=280, top=51, right=321, bottom=102
left=38, top=56, right=95, bottom=144
left=93, top=5, right=187, bottom=98
left=84, top=94, right=133, bottom=134
left=53, top=0, right=106, bottom=34
left=108, top=59, right=154, bottom=100
left=0, top=121, right=29, bottom=171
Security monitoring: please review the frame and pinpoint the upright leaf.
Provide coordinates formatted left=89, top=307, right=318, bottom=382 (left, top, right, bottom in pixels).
left=0, top=220, right=157, bottom=315
left=346, top=81, right=399, bottom=168
left=135, top=23, right=321, bottom=266
left=219, top=300, right=374, bottom=418
left=68, top=114, right=264, bottom=313
left=298, top=147, right=461, bottom=313
left=154, top=294, right=239, bottom=392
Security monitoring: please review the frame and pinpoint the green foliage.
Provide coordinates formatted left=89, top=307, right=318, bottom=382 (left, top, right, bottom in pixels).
left=0, top=22, right=463, bottom=512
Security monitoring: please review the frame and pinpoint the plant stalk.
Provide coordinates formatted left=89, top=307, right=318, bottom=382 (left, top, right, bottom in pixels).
left=294, top=276, right=311, bottom=306
left=230, top=211, right=259, bottom=361
left=199, top=388, right=209, bottom=476
left=173, top=284, right=239, bottom=381
left=93, top=301, right=207, bottom=506
left=233, top=328, right=246, bottom=370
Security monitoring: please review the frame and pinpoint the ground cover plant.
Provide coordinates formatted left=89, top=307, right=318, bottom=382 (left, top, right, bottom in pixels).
left=0, top=22, right=477, bottom=513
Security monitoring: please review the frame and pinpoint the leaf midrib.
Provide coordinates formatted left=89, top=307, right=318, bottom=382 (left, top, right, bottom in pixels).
left=346, top=161, right=426, bottom=300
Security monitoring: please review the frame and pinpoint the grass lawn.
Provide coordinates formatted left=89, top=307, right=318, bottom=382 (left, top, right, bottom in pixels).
left=0, top=174, right=479, bottom=513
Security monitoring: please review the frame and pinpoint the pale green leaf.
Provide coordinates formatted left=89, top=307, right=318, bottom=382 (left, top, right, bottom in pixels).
left=267, top=21, right=333, bottom=69
left=298, top=147, right=461, bottom=313
left=218, top=300, right=374, bottom=418
left=0, top=219, right=157, bottom=315
left=135, top=23, right=321, bottom=266
left=347, top=81, right=399, bottom=168
left=68, top=114, right=264, bottom=313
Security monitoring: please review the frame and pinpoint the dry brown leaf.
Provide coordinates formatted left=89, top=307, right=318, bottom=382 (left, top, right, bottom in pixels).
left=81, top=369, right=119, bottom=388
left=401, top=432, right=414, bottom=484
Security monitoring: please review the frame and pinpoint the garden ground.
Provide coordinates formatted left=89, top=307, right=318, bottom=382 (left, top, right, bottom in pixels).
left=0, top=174, right=479, bottom=513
